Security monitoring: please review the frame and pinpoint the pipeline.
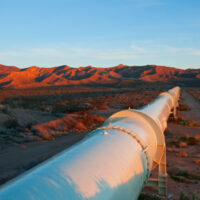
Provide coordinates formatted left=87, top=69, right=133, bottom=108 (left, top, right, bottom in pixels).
left=0, top=87, right=180, bottom=200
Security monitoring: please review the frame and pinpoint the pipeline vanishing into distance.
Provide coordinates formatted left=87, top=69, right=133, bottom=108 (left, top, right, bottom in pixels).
left=0, top=87, right=180, bottom=200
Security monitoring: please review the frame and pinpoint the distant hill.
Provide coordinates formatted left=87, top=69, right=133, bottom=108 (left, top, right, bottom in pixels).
left=0, top=64, right=19, bottom=77
left=0, top=64, right=199, bottom=88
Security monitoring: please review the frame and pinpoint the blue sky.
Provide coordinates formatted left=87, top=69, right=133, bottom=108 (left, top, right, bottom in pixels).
left=0, top=0, right=200, bottom=69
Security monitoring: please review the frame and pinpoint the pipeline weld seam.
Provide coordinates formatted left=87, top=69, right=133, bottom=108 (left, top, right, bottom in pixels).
left=96, top=125, right=151, bottom=182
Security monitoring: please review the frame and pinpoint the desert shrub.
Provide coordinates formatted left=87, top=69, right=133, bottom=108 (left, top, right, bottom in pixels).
left=41, top=106, right=53, bottom=112
left=179, top=191, right=200, bottom=200
left=179, top=120, right=190, bottom=126
left=1, top=106, right=8, bottom=114
left=168, top=114, right=185, bottom=123
left=98, top=103, right=108, bottom=110
left=26, top=122, right=33, bottom=129
left=178, top=120, right=200, bottom=127
left=175, top=170, right=200, bottom=180
left=52, top=102, right=92, bottom=113
left=192, top=193, right=200, bottom=200
left=171, top=175, right=186, bottom=183
left=169, top=167, right=200, bottom=183
left=180, top=136, right=199, bottom=145
left=89, top=97, right=108, bottom=110
left=178, top=103, right=191, bottom=111
left=3, top=97, right=43, bottom=110
left=187, top=120, right=200, bottom=127
left=169, top=115, right=200, bottom=127
left=52, top=103, right=68, bottom=113
left=4, top=118, right=19, bottom=129
left=180, top=191, right=190, bottom=200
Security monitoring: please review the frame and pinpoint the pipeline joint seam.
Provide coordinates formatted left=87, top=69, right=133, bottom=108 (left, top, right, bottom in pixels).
left=96, top=125, right=151, bottom=182
left=160, top=91, right=176, bottom=109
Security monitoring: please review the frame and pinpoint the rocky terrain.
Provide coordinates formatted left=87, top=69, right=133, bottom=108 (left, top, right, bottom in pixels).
left=0, top=64, right=199, bottom=88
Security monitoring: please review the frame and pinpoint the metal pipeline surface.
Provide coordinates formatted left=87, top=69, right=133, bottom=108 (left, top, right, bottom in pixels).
left=0, top=87, right=180, bottom=200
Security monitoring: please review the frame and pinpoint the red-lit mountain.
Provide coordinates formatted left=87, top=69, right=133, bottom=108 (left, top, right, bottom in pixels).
left=0, top=64, right=199, bottom=88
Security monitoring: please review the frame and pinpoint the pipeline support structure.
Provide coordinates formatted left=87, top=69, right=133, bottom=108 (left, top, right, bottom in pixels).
left=0, top=87, right=180, bottom=200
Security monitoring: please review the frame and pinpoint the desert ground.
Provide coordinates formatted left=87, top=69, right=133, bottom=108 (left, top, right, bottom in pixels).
left=0, top=84, right=199, bottom=200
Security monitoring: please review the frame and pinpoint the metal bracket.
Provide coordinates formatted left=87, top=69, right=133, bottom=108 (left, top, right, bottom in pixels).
left=145, top=146, right=167, bottom=196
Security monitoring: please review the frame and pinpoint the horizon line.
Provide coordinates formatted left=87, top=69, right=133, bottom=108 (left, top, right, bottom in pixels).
left=1, top=63, right=199, bottom=70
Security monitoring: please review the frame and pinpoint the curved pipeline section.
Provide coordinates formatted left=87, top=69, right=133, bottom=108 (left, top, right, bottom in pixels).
left=0, top=87, right=180, bottom=200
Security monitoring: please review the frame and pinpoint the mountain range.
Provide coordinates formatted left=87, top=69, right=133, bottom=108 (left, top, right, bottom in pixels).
left=0, top=64, right=199, bottom=88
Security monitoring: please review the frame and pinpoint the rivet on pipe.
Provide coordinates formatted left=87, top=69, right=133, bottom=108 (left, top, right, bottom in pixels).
left=103, top=131, right=108, bottom=135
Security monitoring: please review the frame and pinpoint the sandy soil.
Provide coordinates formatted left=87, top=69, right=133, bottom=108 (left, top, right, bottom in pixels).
left=0, top=108, right=59, bottom=128
left=181, top=89, right=200, bottom=121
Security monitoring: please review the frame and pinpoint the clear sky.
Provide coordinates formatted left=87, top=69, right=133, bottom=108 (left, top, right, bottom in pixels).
left=0, top=0, right=200, bottom=69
